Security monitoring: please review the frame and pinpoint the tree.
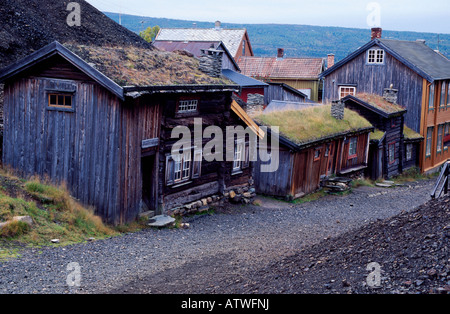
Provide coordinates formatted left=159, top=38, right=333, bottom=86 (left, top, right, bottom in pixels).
left=139, top=25, right=160, bottom=43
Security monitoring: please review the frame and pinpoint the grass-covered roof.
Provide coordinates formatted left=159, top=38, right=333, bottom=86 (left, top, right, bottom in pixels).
left=255, top=104, right=373, bottom=145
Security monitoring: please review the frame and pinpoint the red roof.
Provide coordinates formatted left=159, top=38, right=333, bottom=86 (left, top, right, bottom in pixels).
left=238, top=56, right=324, bottom=79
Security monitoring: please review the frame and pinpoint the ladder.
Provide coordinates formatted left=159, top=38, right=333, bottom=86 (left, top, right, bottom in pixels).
left=431, top=160, right=450, bottom=199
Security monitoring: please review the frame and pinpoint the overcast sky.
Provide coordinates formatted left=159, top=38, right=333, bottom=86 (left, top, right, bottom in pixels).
left=86, top=0, right=450, bottom=34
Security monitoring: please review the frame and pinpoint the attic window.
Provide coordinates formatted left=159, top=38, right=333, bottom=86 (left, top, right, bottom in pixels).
left=339, top=86, right=356, bottom=99
left=367, top=49, right=384, bottom=64
left=47, top=92, right=74, bottom=111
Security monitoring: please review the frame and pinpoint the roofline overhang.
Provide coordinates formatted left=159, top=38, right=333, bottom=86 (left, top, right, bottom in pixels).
left=123, top=84, right=241, bottom=98
left=319, top=39, right=437, bottom=82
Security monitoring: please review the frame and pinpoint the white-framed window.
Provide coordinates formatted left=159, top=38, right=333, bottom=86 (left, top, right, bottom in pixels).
left=177, top=99, right=198, bottom=113
left=348, top=137, right=357, bottom=157
left=388, top=142, right=396, bottom=164
left=232, top=139, right=250, bottom=173
left=339, top=86, right=356, bottom=99
left=406, top=144, right=413, bottom=161
left=166, top=147, right=202, bottom=186
left=437, top=124, right=444, bottom=154
left=429, top=84, right=435, bottom=110
left=367, top=49, right=385, bottom=64
left=426, top=127, right=433, bottom=157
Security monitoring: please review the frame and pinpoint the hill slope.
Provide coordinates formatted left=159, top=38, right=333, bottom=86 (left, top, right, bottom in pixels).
left=0, top=0, right=151, bottom=69
left=105, top=12, right=450, bottom=62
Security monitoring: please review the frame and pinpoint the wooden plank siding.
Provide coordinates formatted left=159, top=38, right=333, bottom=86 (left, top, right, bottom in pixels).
left=322, top=45, right=424, bottom=134
left=3, top=77, right=126, bottom=224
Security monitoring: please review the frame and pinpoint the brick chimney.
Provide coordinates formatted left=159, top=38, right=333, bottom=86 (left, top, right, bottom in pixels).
left=371, top=27, right=382, bottom=40
left=383, top=84, right=399, bottom=104
left=331, top=100, right=345, bottom=120
left=277, top=48, right=284, bottom=59
left=327, top=54, right=335, bottom=69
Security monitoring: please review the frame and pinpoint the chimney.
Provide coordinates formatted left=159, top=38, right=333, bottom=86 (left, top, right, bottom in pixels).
left=327, top=54, right=335, bottom=69
left=331, top=100, right=345, bottom=120
left=215, top=20, right=222, bottom=30
left=383, top=84, right=399, bottom=104
left=199, top=48, right=224, bottom=78
left=277, top=48, right=284, bottom=59
left=371, top=27, right=382, bottom=40
left=416, top=39, right=426, bottom=44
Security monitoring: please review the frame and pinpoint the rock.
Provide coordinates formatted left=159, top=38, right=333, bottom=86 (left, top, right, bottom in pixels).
left=51, top=239, right=60, bottom=244
left=229, top=190, right=236, bottom=198
left=148, top=215, right=176, bottom=228
left=198, top=206, right=209, bottom=212
left=243, top=192, right=252, bottom=198
left=12, top=216, right=33, bottom=226
left=201, top=199, right=208, bottom=206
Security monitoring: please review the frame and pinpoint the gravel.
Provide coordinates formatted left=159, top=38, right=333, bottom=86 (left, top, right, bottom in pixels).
left=0, top=179, right=437, bottom=294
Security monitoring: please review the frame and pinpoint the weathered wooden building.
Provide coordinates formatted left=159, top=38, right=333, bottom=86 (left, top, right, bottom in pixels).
left=254, top=103, right=373, bottom=199
left=343, top=91, right=423, bottom=179
left=320, top=28, right=450, bottom=172
left=0, top=41, right=258, bottom=225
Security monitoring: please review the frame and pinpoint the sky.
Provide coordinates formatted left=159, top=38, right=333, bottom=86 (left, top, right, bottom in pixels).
left=85, top=0, right=450, bottom=34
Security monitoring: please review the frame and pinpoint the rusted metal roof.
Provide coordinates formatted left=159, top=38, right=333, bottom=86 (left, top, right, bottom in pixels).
left=238, top=56, right=324, bottom=80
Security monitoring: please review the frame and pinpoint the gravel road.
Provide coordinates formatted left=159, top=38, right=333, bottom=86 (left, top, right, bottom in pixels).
left=0, top=179, right=435, bottom=294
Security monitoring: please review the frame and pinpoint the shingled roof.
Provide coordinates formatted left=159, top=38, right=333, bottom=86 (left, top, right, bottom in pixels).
left=321, top=38, right=450, bottom=82
left=238, top=56, right=324, bottom=80
left=155, top=28, right=251, bottom=59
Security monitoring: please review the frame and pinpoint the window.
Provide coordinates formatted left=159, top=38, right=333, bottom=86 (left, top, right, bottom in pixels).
left=48, top=93, right=73, bottom=110
left=314, top=148, right=321, bottom=161
left=440, top=82, right=447, bottom=109
left=348, top=137, right=357, bottom=158
left=437, top=124, right=444, bottom=154
left=367, top=49, right=384, bottom=64
left=166, top=147, right=202, bottom=186
left=339, top=86, right=356, bottom=99
left=388, top=143, right=396, bottom=164
left=406, top=144, right=413, bottom=161
left=233, top=140, right=245, bottom=172
left=428, top=84, right=435, bottom=110
left=177, top=99, right=198, bottom=113
left=444, top=123, right=450, bottom=150
left=426, top=127, right=433, bottom=157
left=447, top=81, right=450, bottom=107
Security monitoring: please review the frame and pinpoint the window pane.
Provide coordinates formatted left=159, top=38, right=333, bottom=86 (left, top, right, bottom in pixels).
left=441, top=82, right=446, bottom=107
left=65, top=95, right=72, bottom=107
left=429, top=84, right=435, bottom=109
left=426, top=128, right=433, bottom=156
left=49, top=94, right=57, bottom=105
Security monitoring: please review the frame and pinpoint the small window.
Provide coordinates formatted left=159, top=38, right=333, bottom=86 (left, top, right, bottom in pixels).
left=348, top=137, right=357, bottom=158
left=437, top=124, right=444, bottom=154
left=444, top=123, right=450, bottom=150
left=406, top=144, right=413, bottom=161
left=447, top=80, right=450, bottom=107
left=177, top=99, right=198, bottom=113
left=165, top=147, right=200, bottom=186
left=426, top=127, right=433, bottom=157
left=429, top=84, right=435, bottom=110
left=440, top=82, right=446, bottom=108
left=367, top=49, right=384, bottom=64
left=388, top=143, right=396, bottom=164
left=233, top=140, right=245, bottom=172
left=314, top=148, right=321, bottom=161
left=48, top=93, right=73, bottom=109
left=339, top=86, right=356, bottom=99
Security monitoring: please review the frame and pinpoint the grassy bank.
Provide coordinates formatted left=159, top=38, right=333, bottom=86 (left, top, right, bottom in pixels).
left=0, top=169, right=145, bottom=261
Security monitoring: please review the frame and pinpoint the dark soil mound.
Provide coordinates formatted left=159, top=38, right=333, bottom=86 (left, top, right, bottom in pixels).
left=239, top=196, right=450, bottom=294
left=0, top=0, right=152, bottom=69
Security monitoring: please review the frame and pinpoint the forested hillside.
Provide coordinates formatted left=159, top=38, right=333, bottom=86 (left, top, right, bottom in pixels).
left=105, top=12, right=450, bottom=63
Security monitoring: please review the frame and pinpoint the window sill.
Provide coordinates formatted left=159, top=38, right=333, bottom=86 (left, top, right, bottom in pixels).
left=171, top=180, right=192, bottom=188
left=231, top=170, right=243, bottom=176
left=347, top=154, right=357, bottom=160
left=47, top=106, right=75, bottom=113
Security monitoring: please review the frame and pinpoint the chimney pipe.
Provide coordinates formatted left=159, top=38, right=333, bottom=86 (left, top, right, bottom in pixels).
left=277, top=48, right=284, bottom=59
left=327, top=54, right=335, bottom=69
left=371, top=27, right=382, bottom=40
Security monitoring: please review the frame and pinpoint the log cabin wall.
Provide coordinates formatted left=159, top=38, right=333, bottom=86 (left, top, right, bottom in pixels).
left=158, top=91, right=254, bottom=213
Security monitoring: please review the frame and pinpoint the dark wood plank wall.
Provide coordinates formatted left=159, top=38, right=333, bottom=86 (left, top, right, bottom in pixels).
left=323, top=46, right=424, bottom=133
left=3, top=77, right=123, bottom=224
left=264, top=84, right=306, bottom=105
left=118, top=96, right=162, bottom=223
